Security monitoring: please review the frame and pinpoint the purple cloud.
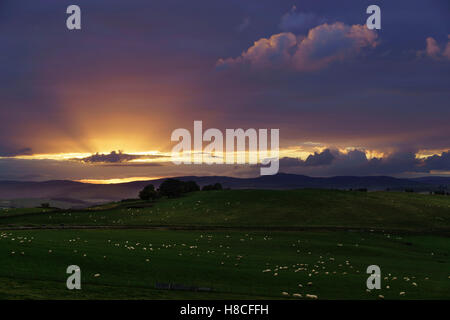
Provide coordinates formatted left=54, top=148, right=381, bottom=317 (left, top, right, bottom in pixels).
left=217, top=22, right=378, bottom=72
left=280, top=149, right=450, bottom=176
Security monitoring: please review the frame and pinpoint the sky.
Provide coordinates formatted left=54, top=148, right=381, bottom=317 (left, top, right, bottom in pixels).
left=0, top=0, right=449, bottom=182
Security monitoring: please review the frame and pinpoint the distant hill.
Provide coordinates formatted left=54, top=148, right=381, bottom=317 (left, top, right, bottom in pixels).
left=410, top=176, right=450, bottom=186
left=0, top=197, right=92, bottom=210
left=0, top=173, right=446, bottom=206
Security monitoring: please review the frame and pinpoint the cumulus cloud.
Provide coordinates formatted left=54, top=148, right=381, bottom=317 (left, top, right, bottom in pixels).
left=279, top=6, right=325, bottom=33
left=304, top=149, right=335, bottom=166
left=217, top=32, right=297, bottom=69
left=280, top=149, right=450, bottom=176
left=418, top=35, right=450, bottom=60
left=279, top=149, right=335, bottom=167
left=217, top=22, right=378, bottom=72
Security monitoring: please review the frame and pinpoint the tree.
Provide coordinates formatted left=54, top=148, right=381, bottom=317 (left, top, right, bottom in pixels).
left=183, top=181, right=200, bottom=193
left=202, top=183, right=223, bottom=191
left=158, top=179, right=185, bottom=198
left=139, top=184, right=158, bottom=201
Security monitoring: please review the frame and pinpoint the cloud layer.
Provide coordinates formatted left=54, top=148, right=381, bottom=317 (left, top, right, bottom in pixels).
left=280, top=149, right=450, bottom=176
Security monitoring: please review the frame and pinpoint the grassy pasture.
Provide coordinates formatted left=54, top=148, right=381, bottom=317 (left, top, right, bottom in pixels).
left=0, top=189, right=449, bottom=299
left=1, top=190, right=450, bottom=232
left=0, top=229, right=448, bottom=299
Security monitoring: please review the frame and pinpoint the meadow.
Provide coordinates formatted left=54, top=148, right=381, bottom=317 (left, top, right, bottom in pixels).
left=2, top=189, right=450, bottom=232
left=0, top=189, right=449, bottom=299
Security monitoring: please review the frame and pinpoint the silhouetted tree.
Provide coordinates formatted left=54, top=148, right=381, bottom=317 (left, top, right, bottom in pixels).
left=158, top=179, right=185, bottom=198
left=202, top=183, right=223, bottom=191
left=139, top=184, right=158, bottom=201
left=183, top=181, right=200, bottom=193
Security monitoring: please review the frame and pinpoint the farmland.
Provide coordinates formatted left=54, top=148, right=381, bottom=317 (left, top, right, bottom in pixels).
left=0, top=189, right=449, bottom=299
left=2, top=190, right=450, bottom=232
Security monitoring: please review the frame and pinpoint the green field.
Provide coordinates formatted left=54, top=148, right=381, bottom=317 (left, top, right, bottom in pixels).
left=0, top=190, right=449, bottom=299
left=2, top=190, right=450, bottom=232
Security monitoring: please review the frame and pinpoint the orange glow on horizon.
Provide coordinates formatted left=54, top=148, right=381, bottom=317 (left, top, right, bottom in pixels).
left=76, top=176, right=166, bottom=184
left=2, top=148, right=446, bottom=164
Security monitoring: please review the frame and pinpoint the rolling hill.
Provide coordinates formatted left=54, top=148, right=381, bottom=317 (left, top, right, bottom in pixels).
left=2, top=189, right=450, bottom=233
left=0, top=173, right=445, bottom=206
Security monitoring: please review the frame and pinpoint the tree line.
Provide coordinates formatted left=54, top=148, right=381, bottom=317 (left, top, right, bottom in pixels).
left=139, top=179, right=223, bottom=200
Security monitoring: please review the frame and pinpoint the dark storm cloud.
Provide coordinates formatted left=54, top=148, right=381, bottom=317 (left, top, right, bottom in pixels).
left=76, top=151, right=141, bottom=163
left=304, top=149, right=335, bottom=166
left=280, top=149, right=450, bottom=176
left=75, top=151, right=165, bottom=164
left=280, top=149, right=336, bottom=167
left=424, top=151, right=450, bottom=170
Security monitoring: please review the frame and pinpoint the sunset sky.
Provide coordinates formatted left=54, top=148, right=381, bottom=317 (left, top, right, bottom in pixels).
left=0, top=0, right=449, bottom=182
